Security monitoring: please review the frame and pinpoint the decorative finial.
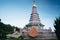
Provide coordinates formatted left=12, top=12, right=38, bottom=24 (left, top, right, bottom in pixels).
left=33, top=0, right=36, bottom=7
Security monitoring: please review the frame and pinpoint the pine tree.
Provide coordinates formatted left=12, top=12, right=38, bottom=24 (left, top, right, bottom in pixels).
left=54, top=17, right=60, bottom=40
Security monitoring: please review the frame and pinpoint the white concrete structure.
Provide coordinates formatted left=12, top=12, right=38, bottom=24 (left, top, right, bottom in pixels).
left=6, top=28, right=22, bottom=38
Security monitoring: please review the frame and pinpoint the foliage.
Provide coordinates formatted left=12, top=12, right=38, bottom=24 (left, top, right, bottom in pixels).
left=15, top=27, right=20, bottom=32
left=54, top=17, right=60, bottom=40
left=0, top=19, right=20, bottom=40
left=19, top=35, right=24, bottom=40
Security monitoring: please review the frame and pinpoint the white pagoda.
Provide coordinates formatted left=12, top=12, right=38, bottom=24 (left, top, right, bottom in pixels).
left=22, top=0, right=57, bottom=40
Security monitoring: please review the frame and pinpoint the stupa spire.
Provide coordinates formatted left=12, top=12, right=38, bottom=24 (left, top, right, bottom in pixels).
left=33, top=0, right=36, bottom=7
left=25, top=0, right=44, bottom=29
left=29, top=0, right=40, bottom=24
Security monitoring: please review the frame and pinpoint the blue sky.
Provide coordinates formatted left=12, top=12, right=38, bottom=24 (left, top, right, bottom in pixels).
left=0, top=0, right=60, bottom=31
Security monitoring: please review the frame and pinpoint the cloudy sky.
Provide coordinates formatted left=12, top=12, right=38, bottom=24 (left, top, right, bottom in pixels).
left=0, top=0, right=60, bottom=31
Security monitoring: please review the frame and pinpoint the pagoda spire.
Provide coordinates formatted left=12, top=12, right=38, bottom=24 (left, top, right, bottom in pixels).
left=33, top=0, right=36, bottom=7
left=26, top=0, right=44, bottom=29
left=29, top=0, right=40, bottom=24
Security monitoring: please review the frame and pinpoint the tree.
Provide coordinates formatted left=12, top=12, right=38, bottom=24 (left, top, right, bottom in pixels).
left=0, top=22, right=6, bottom=39
left=19, top=35, right=24, bottom=40
left=0, top=21, right=20, bottom=40
left=54, top=17, right=60, bottom=40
